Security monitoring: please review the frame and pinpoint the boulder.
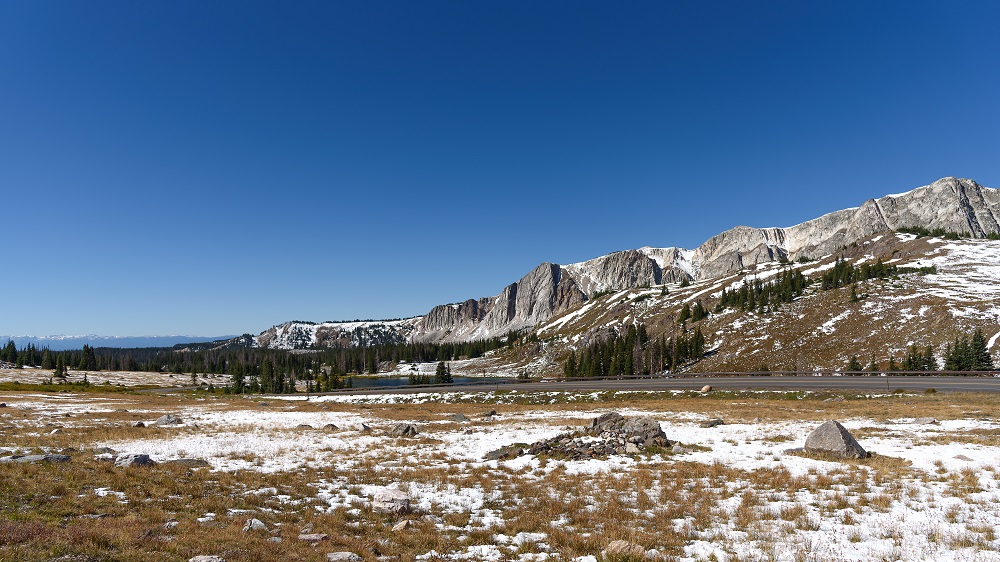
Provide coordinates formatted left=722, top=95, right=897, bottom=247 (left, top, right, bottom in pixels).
left=804, top=421, right=868, bottom=459
left=322, top=423, right=339, bottom=431
left=589, top=412, right=626, bottom=434
left=189, top=557, right=225, bottom=562
left=601, top=540, right=647, bottom=560
left=392, top=519, right=416, bottom=532
left=132, top=421, right=145, bottom=428
left=0, top=403, right=6, bottom=407
left=449, top=413, right=468, bottom=422
left=298, top=533, right=328, bottom=543
left=115, top=454, right=156, bottom=467
left=327, top=554, right=363, bottom=562
left=152, top=414, right=182, bottom=427
left=296, top=424, right=314, bottom=430
left=243, top=518, right=267, bottom=532
left=912, top=417, right=938, bottom=425
left=699, top=419, right=724, bottom=428
left=700, top=385, right=712, bottom=393
left=390, top=423, right=419, bottom=437
left=621, top=417, right=669, bottom=446
left=49, top=428, right=63, bottom=435
left=372, top=488, right=411, bottom=515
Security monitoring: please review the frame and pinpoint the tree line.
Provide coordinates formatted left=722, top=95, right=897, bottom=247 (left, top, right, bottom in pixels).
left=563, top=324, right=706, bottom=377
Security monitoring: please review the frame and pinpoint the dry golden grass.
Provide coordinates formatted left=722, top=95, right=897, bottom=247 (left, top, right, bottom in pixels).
left=1, top=389, right=999, bottom=561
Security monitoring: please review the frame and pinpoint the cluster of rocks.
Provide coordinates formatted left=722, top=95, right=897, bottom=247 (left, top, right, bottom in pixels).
left=488, top=412, right=672, bottom=461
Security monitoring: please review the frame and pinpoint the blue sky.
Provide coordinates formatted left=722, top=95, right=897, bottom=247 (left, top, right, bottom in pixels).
left=2, top=1, right=998, bottom=337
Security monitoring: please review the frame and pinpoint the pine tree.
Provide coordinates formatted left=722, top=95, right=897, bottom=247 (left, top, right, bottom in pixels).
left=847, top=356, right=863, bottom=371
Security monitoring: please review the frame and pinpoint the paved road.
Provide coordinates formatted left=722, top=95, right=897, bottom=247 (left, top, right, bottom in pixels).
left=330, top=375, right=1000, bottom=395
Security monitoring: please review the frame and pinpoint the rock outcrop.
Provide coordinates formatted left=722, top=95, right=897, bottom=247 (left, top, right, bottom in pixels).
left=694, top=177, right=1000, bottom=279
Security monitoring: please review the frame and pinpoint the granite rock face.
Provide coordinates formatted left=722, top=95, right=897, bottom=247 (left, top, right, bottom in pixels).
left=694, top=177, right=1000, bottom=279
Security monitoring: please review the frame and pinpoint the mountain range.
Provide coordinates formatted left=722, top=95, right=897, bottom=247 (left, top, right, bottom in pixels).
left=252, top=177, right=1000, bottom=369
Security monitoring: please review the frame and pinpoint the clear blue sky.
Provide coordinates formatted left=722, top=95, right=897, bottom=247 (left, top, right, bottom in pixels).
left=3, top=1, right=998, bottom=336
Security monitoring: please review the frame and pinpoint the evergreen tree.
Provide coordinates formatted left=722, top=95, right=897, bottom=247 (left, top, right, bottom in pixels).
left=847, top=356, right=863, bottom=371
left=434, top=361, right=453, bottom=384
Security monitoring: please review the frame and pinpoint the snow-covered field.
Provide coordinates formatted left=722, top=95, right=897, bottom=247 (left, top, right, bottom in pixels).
left=2, top=389, right=999, bottom=561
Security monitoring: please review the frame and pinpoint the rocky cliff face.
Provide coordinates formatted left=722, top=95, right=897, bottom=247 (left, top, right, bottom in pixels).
left=255, top=177, right=1000, bottom=349
left=693, top=177, right=1000, bottom=279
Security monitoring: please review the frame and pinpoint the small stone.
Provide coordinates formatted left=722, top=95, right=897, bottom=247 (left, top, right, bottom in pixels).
left=601, top=540, right=647, bottom=560
left=132, top=421, right=145, bottom=428
left=954, top=454, right=973, bottom=461
left=481, top=409, right=497, bottom=417
left=625, top=443, right=640, bottom=454
left=372, top=488, right=411, bottom=515
left=243, top=518, right=268, bottom=532
left=298, top=533, right=328, bottom=543
left=295, top=424, right=313, bottom=430
left=115, top=454, right=156, bottom=467
left=390, top=423, right=419, bottom=437
left=392, top=519, right=416, bottom=532
left=322, top=423, right=338, bottom=431
left=326, top=553, right=363, bottom=562
left=913, top=417, right=938, bottom=425
left=188, top=557, right=226, bottom=562
left=699, top=419, right=724, bottom=428
left=267, top=537, right=282, bottom=543
left=50, top=428, right=63, bottom=434
left=93, top=447, right=116, bottom=455
left=360, top=423, right=372, bottom=432
left=152, top=414, right=182, bottom=427
left=163, top=519, right=179, bottom=530
left=449, top=413, right=468, bottom=422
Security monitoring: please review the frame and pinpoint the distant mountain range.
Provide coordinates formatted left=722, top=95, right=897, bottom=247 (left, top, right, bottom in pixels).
left=250, top=177, right=1000, bottom=358
left=11, top=177, right=1000, bottom=375
left=0, top=335, right=237, bottom=351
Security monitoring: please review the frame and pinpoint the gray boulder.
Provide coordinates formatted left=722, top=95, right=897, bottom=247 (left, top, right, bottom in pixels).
left=390, top=423, right=418, bottom=437
left=699, top=418, right=724, bottom=428
left=589, top=412, right=626, bottom=434
left=621, top=417, right=669, bottom=446
left=189, top=557, right=225, bottom=562
left=152, top=414, right=182, bottom=427
left=449, top=413, right=468, bottom=422
left=322, top=423, right=339, bottom=431
left=372, top=488, right=410, bottom=515
left=243, top=518, right=267, bottom=532
left=115, top=454, right=156, bottom=467
left=804, top=421, right=868, bottom=459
